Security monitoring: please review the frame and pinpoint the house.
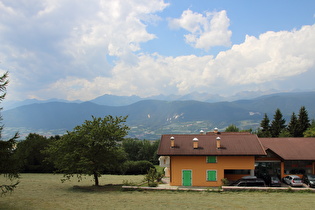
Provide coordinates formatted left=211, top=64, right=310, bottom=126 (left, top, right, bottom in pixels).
left=157, top=129, right=315, bottom=187
left=157, top=129, right=266, bottom=187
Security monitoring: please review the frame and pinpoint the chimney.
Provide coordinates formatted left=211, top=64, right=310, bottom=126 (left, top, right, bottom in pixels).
left=193, top=137, right=199, bottom=149
left=216, top=137, right=221, bottom=149
left=170, top=136, right=175, bottom=148
left=214, top=127, right=219, bottom=134
left=200, top=129, right=204, bottom=135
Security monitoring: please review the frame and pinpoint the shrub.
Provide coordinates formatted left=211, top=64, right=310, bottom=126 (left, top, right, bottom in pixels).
left=221, top=178, right=229, bottom=186
left=144, top=167, right=164, bottom=187
left=122, top=160, right=154, bottom=175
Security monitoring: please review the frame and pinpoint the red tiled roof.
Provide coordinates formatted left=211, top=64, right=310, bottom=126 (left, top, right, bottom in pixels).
left=157, top=132, right=266, bottom=156
left=259, top=138, right=315, bottom=160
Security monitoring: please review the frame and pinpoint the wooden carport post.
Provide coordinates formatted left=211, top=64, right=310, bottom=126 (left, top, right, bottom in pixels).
left=280, top=161, right=285, bottom=178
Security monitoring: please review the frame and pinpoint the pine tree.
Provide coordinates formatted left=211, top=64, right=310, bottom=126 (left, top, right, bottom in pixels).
left=270, top=108, right=286, bottom=137
left=0, top=72, right=20, bottom=195
left=296, top=106, right=310, bottom=137
left=287, top=112, right=298, bottom=137
left=258, top=113, right=271, bottom=137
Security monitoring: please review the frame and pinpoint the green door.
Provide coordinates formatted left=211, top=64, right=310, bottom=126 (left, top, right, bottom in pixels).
left=182, top=170, right=192, bottom=186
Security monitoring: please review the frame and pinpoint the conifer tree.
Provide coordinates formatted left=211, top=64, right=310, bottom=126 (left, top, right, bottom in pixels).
left=287, top=112, right=298, bottom=137
left=296, top=106, right=310, bottom=137
left=258, top=113, right=271, bottom=137
left=0, top=72, right=20, bottom=195
left=270, top=108, right=286, bottom=137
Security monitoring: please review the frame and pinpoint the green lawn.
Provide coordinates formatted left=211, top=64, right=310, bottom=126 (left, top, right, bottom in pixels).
left=1, top=173, right=315, bottom=210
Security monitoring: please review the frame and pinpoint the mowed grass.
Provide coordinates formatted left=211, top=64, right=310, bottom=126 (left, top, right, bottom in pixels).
left=1, top=174, right=315, bottom=210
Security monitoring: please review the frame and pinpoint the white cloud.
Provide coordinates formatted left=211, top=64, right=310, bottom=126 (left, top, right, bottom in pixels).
left=203, top=25, right=315, bottom=89
left=44, top=24, right=315, bottom=100
left=0, top=0, right=169, bottom=100
left=0, top=1, right=315, bottom=102
left=169, top=9, right=232, bottom=50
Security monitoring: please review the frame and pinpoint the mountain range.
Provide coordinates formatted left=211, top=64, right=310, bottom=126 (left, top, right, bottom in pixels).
left=2, top=91, right=315, bottom=140
left=2, top=89, right=280, bottom=110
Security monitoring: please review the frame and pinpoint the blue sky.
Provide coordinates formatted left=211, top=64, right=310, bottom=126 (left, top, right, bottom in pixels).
left=0, top=0, right=315, bottom=102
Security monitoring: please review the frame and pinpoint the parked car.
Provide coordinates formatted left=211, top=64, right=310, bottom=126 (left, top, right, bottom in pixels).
left=282, top=175, right=303, bottom=187
left=302, top=174, right=315, bottom=188
left=231, top=176, right=266, bottom=187
left=263, top=175, right=281, bottom=187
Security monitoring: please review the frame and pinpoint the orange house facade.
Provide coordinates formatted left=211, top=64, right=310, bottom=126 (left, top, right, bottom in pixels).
left=158, top=130, right=315, bottom=187
left=158, top=130, right=266, bottom=187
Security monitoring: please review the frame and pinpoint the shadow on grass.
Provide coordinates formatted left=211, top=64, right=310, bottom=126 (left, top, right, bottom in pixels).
left=70, top=184, right=123, bottom=192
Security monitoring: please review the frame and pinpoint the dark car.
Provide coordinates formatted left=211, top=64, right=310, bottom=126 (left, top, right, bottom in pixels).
left=231, top=176, right=266, bottom=187
left=263, top=175, right=281, bottom=187
left=302, top=174, right=315, bottom=188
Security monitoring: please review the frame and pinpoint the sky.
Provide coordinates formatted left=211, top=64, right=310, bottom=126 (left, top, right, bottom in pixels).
left=0, top=0, right=315, bottom=102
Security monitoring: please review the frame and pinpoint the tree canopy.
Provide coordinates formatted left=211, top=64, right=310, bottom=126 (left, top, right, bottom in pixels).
left=225, top=124, right=240, bottom=132
left=304, top=119, right=315, bottom=137
left=44, top=115, right=129, bottom=186
left=257, top=107, right=312, bottom=138
left=122, top=138, right=159, bottom=165
left=14, top=133, right=57, bottom=173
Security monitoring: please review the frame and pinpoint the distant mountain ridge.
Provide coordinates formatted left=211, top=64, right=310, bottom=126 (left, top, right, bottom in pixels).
left=2, top=89, right=281, bottom=110
left=2, top=91, right=315, bottom=140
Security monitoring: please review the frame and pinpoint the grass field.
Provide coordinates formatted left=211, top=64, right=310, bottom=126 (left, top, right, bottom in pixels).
left=1, top=173, right=315, bottom=210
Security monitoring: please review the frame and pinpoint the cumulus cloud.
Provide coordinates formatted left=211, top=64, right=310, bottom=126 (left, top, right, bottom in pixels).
left=203, top=25, right=315, bottom=88
left=169, top=9, right=232, bottom=50
left=0, top=0, right=169, bottom=100
left=0, top=0, right=315, bottom=102
left=44, top=24, right=315, bottom=100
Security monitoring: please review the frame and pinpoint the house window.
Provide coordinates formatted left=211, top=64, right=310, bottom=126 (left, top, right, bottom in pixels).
left=206, top=156, right=217, bottom=163
left=207, top=170, right=217, bottom=181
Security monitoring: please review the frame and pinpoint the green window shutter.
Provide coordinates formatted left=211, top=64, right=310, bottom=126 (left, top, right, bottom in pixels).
left=207, top=156, right=216, bottom=163
left=207, top=170, right=217, bottom=181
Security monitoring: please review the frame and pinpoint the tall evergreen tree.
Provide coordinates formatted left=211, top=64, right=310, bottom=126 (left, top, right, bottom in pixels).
left=258, top=113, right=271, bottom=137
left=287, top=112, right=298, bottom=137
left=296, top=106, right=310, bottom=137
left=270, top=108, right=286, bottom=137
left=0, top=72, right=20, bottom=194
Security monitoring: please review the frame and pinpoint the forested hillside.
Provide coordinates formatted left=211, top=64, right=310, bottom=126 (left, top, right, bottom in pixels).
left=2, top=92, right=315, bottom=139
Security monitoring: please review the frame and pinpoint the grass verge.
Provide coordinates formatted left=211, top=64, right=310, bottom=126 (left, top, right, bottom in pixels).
left=1, top=173, right=315, bottom=210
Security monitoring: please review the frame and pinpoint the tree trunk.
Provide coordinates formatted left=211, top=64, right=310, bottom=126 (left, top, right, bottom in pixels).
left=93, top=172, right=99, bottom=186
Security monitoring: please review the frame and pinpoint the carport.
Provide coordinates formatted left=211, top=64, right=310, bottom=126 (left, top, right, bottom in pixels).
left=258, top=138, right=315, bottom=178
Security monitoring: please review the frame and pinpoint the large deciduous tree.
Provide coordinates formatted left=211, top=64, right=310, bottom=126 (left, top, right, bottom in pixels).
left=45, top=115, right=129, bottom=186
left=0, top=72, right=19, bottom=195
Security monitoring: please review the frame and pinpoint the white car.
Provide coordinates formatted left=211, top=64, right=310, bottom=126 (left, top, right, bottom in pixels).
left=283, top=175, right=303, bottom=187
